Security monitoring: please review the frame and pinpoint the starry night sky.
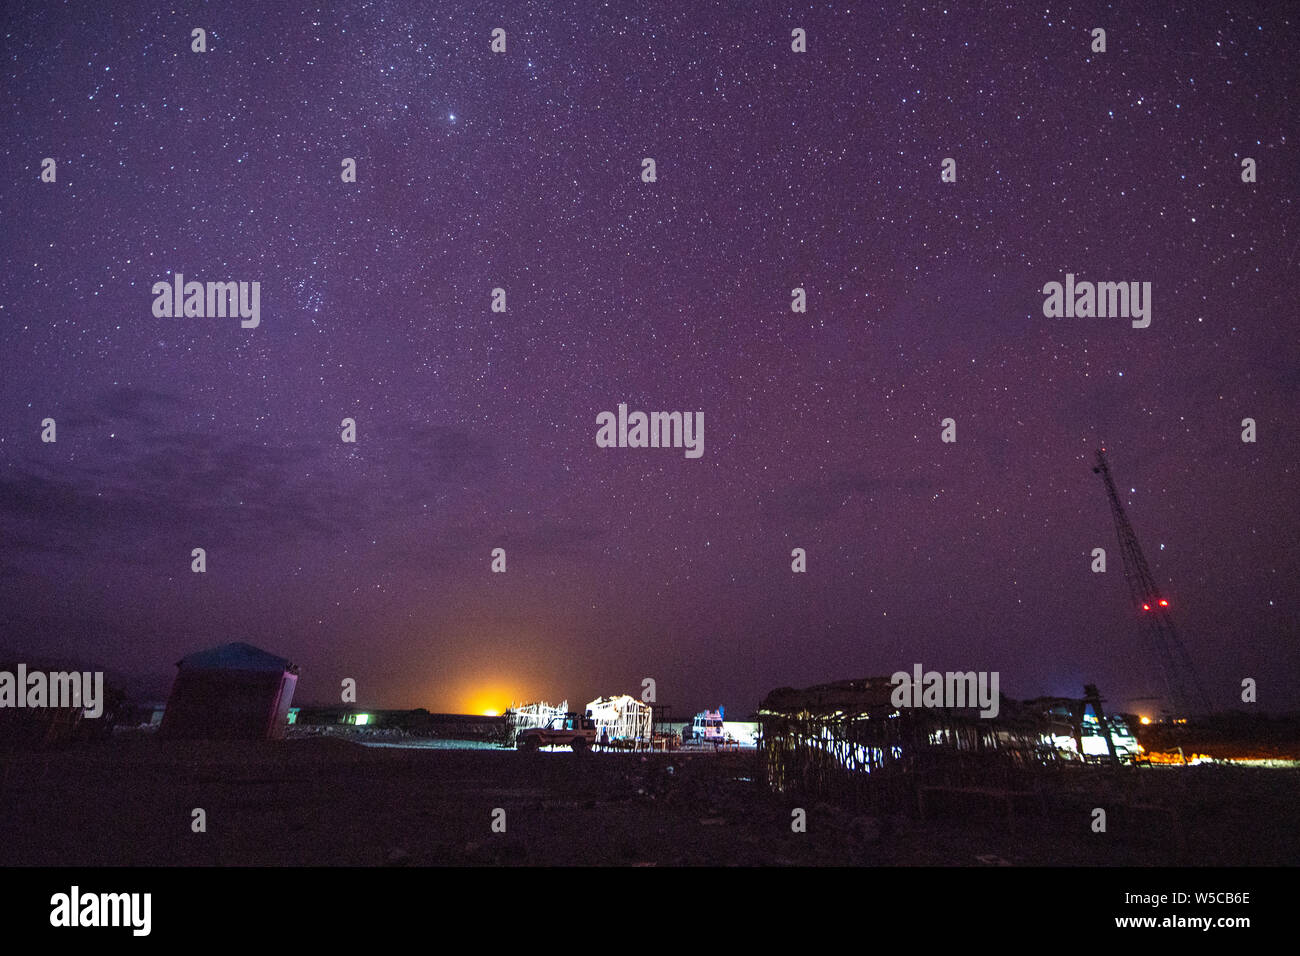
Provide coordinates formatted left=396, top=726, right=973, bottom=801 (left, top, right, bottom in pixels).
left=1, top=2, right=1296, bottom=717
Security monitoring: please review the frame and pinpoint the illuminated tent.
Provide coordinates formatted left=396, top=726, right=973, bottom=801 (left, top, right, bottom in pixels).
left=585, top=694, right=652, bottom=745
left=160, top=642, right=298, bottom=740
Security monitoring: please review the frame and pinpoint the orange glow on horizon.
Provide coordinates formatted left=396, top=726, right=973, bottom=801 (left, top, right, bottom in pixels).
left=461, top=684, right=516, bottom=718
left=432, top=664, right=550, bottom=716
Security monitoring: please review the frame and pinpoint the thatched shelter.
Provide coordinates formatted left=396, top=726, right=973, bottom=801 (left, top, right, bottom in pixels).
left=758, top=677, right=1066, bottom=811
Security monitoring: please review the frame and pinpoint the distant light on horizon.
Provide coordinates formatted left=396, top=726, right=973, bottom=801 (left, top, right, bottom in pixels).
left=463, top=684, right=515, bottom=717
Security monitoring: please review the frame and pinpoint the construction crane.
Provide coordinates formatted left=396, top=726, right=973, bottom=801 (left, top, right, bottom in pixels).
left=1093, top=448, right=1211, bottom=718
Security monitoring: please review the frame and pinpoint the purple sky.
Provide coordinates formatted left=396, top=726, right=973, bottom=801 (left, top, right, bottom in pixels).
left=2, top=2, right=1296, bottom=717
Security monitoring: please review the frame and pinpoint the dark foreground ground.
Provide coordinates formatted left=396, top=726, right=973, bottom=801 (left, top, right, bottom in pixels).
left=1, top=735, right=1297, bottom=866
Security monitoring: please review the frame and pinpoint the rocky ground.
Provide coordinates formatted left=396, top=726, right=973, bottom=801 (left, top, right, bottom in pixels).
left=1, top=734, right=1296, bottom=866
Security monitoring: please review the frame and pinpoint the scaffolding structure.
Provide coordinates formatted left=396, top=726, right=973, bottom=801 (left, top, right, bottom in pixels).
left=585, top=694, right=653, bottom=747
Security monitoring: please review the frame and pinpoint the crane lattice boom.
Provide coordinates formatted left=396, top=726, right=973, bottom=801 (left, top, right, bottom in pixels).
left=1093, top=448, right=1210, bottom=717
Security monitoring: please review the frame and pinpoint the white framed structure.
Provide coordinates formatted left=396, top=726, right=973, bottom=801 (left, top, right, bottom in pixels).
left=585, top=694, right=653, bottom=746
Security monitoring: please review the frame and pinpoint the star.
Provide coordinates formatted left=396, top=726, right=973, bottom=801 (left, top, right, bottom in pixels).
left=0, top=0, right=1291, bottom=720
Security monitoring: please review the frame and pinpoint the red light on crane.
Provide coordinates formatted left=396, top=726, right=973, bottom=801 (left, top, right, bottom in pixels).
left=1141, top=603, right=1151, bottom=611
left=1158, top=599, right=1169, bottom=607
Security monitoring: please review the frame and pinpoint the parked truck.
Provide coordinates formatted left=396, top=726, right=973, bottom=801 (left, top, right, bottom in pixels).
left=687, top=708, right=726, bottom=744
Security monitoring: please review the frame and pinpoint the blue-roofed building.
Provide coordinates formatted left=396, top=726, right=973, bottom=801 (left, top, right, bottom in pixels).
left=159, top=642, right=299, bottom=740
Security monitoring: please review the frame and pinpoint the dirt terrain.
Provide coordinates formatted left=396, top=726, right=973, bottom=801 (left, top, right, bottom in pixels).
left=1, top=735, right=1296, bottom=866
